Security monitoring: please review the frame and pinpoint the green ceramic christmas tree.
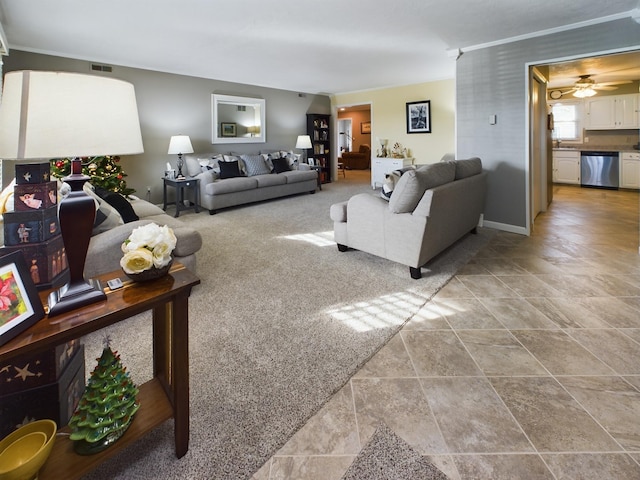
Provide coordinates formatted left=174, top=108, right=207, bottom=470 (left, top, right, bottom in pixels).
left=68, top=341, right=140, bottom=455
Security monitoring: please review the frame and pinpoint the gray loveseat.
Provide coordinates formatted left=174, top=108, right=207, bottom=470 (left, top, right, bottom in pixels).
left=183, top=153, right=318, bottom=214
left=330, top=158, right=487, bottom=279
left=85, top=197, right=202, bottom=278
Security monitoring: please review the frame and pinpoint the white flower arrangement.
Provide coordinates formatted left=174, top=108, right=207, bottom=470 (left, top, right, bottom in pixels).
left=120, top=223, right=177, bottom=275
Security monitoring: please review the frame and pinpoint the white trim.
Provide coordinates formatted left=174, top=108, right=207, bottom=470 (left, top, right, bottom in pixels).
left=483, top=220, right=528, bottom=236
left=461, top=11, right=634, bottom=53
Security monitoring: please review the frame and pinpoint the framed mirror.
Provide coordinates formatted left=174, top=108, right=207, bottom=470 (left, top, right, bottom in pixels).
left=211, top=94, right=266, bottom=144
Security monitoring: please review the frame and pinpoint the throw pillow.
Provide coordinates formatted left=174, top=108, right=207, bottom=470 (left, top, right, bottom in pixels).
left=387, top=169, right=426, bottom=213
left=380, top=167, right=413, bottom=201
left=271, top=157, right=290, bottom=174
left=240, top=154, right=271, bottom=176
left=83, top=183, right=124, bottom=235
left=184, top=156, right=202, bottom=177
left=219, top=160, right=242, bottom=179
left=95, top=187, right=139, bottom=223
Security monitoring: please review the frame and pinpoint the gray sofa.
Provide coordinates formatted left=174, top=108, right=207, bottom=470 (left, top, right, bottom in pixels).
left=330, top=158, right=487, bottom=279
left=85, top=198, right=202, bottom=278
left=183, top=153, right=318, bottom=214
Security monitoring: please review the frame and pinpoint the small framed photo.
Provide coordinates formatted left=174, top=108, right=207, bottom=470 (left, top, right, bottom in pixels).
left=0, top=251, right=46, bottom=347
left=406, top=100, right=431, bottom=134
left=308, top=158, right=315, bottom=166
left=221, top=122, right=237, bottom=137
left=360, top=121, right=371, bottom=134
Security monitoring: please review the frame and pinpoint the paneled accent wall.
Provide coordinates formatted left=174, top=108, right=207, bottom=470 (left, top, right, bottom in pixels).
left=456, top=17, right=640, bottom=232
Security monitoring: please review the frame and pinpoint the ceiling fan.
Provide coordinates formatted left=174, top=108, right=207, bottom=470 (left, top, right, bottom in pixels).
left=549, top=75, right=631, bottom=99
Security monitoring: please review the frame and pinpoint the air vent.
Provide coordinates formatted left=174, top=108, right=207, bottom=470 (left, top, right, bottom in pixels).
left=91, top=64, right=113, bottom=73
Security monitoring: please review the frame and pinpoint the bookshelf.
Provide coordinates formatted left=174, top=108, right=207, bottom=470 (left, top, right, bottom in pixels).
left=306, top=114, right=331, bottom=184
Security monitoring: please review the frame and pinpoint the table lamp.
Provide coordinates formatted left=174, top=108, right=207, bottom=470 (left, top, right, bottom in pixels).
left=295, top=135, right=312, bottom=164
left=168, top=135, right=193, bottom=179
left=0, top=71, right=144, bottom=316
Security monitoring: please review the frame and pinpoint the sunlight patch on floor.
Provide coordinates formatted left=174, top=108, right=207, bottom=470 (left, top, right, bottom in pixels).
left=281, top=230, right=335, bottom=247
left=327, top=291, right=427, bottom=332
left=408, top=302, right=445, bottom=324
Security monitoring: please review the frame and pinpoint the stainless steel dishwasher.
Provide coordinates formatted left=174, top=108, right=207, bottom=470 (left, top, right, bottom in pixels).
left=580, top=151, right=619, bottom=189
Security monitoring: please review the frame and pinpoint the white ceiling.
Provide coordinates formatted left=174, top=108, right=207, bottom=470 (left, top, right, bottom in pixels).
left=1, top=0, right=639, bottom=95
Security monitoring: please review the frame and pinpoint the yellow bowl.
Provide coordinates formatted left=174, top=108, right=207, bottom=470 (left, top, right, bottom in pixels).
left=0, top=432, right=46, bottom=472
left=0, top=420, right=57, bottom=480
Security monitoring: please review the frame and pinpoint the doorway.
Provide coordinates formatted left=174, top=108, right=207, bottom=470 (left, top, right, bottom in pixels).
left=528, top=49, right=640, bottom=238
left=337, top=118, right=353, bottom=153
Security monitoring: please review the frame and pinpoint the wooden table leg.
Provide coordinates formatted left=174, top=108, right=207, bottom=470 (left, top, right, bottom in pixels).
left=171, top=293, right=190, bottom=458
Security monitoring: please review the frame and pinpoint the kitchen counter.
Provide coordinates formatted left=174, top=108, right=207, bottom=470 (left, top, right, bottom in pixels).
left=553, top=146, right=638, bottom=152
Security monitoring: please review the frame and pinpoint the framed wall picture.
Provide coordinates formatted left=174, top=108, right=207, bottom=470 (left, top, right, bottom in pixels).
left=221, top=122, right=237, bottom=137
left=360, top=121, right=371, bottom=134
left=406, top=100, right=431, bottom=134
left=0, top=251, right=46, bottom=347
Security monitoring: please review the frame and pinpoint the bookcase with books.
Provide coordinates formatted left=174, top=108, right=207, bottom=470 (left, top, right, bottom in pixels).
left=306, top=113, right=331, bottom=184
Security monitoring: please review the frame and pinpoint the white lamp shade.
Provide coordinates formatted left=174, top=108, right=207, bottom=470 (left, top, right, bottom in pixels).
left=295, top=135, right=312, bottom=149
left=168, top=135, right=194, bottom=155
left=0, top=71, right=144, bottom=159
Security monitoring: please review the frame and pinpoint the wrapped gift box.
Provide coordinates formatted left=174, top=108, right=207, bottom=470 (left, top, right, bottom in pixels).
left=0, top=345, right=85, bottom=438
left=0, top=235, right=68, bottom=289
left=0, top=340, right=82, bottom=395
left=13, top=181, right=58, bottom=211
left=15, top=163, right=51, bottom=185
left=2, top=206, right=60, bottom=245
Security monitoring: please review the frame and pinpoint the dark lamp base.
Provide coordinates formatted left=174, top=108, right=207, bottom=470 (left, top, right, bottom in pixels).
left=47, top=279, right=106, bottom=316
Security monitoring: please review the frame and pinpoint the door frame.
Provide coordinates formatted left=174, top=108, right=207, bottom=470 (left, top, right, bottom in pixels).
left=525, top=46, right=640, bottom=236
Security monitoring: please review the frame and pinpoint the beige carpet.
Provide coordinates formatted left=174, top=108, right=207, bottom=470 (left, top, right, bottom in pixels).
left=341, top=423, right=448, bottom=480
left=81, top=175, right=494, bottom=479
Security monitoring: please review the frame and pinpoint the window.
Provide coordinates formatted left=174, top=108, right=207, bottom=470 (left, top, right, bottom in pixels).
left=550, top=101, right=583, bottom=143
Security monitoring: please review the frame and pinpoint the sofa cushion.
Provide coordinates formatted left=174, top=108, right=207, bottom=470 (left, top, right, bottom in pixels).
left=130, top=197, right=165, bottom=217
left=272, top=157, right=291, bottom=173
left=206, top=176, right=258, bottom=195
left=388, top=162, right=455, bottom=214
left=241, top=154, right=271, bottom=176
left=282, top=169, right=317, bottom=184
left=417, top=161, right=456, bottom=189
left=255, top=173, right=287, bottom=188
left=453, top=157, right=482, bottom=179
left=219, top=160, right=243, bottom=179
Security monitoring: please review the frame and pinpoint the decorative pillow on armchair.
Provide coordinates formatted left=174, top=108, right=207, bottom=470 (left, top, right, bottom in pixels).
left=380, top=167, right=413, bottom=201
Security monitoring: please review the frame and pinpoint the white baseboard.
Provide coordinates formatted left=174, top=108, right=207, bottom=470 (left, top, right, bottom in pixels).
left=482, top=220, right=528, bottom=236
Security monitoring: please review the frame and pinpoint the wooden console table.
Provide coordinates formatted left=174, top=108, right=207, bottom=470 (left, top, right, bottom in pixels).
left=0, top=263, right=200, bottom=480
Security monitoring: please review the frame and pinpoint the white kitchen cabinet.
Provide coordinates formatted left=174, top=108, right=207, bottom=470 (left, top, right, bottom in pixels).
left=371, top=157, right=414, bottom=189
left=585, top=94, right=639, bottom=129
left=620, top=151, right=640, bottom=190
left=552, top=150, right=580, bottom=184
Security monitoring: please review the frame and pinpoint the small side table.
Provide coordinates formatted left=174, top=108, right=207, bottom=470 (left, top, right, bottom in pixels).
left=163, top=177, right=200, bottom=217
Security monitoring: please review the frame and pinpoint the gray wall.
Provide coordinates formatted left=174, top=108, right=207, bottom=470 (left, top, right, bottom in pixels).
left=3, top=51, right=330, bottom=203
left=457, top=17, right=640, bottom=232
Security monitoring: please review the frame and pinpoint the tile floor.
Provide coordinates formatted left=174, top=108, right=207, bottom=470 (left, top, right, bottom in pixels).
left=254, top=184, right=640, bottom=480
